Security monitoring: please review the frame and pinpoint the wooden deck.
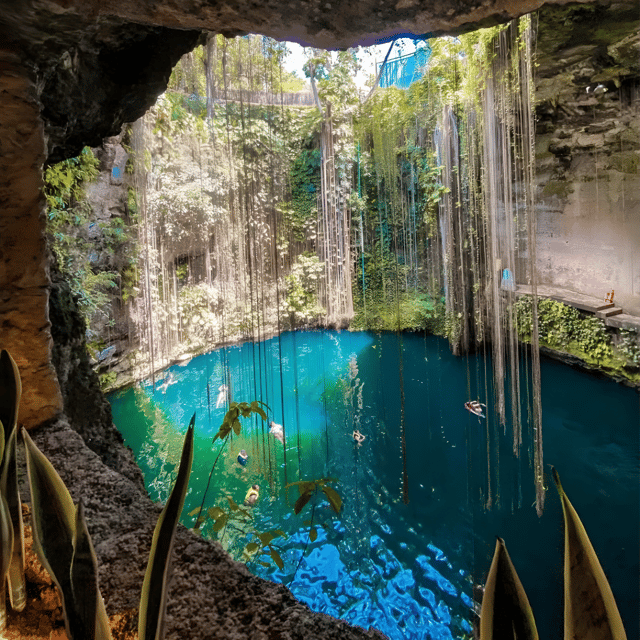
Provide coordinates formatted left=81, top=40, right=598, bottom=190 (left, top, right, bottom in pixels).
left=515, top=285, right=640, bottom=331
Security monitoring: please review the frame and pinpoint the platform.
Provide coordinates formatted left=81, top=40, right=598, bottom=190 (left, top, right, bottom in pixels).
left=514, top=285, right=640, bottom=332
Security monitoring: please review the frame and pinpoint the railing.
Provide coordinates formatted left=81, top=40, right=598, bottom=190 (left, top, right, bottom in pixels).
left=209, top=89, right=315, bottom=106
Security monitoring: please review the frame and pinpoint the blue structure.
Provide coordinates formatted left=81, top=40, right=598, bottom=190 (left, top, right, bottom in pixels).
left=378, top=45, right=431, bottom=89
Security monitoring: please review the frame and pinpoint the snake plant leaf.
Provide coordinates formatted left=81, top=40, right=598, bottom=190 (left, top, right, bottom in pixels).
left=0, top=350, right=21, bottom=440
left=480, top=537, right=539, bottom=640
left=70, top=500, right=112, bottom=640
left=1, top=426, right=26, bottom=612
left=552, top=468, right=627, bottom=640
left=23, top=427, right=78, bottom=636
left=0, top=492, right=14, bottom=632
left=139, top=413, right=194, bottom=640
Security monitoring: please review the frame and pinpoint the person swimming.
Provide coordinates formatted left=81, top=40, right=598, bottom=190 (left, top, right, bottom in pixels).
left=353, top=430, right=366, bottom=445
left=269, top=421, right=284, bottom=444
left=465, top=400, right=486, bottom=418
left=244, top=484, right=260, bottom=506
left=215, top=384, right=228, bottom=409
left=157, top=373, right=177, bottom=393
left=237, top=449, right=248, bottom=466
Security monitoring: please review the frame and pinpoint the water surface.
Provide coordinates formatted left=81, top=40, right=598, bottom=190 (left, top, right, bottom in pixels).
left=109, top=330, right=639, bottom=639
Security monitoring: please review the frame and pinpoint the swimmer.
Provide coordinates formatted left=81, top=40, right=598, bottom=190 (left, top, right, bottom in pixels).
left=244, top=484, right=260, bottom=506
left=157, top=373, right=177, bottom=393
left=353, top=430, right=366, bottom=445
left=464, top=400, right=486, bottom=418
left=237, top=449, right=249, bottom=467
left=215, top=384, right=228, bottom=409
left=269, top=421, right=285, bottom=445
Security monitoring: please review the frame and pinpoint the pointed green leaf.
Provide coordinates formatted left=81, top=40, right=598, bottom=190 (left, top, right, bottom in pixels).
left=71, top=500, right=112, bottom=640
left=258, top=561, right=270, bottom=568
left=480, top=537, right=538, bottom=640
left=188, top=507, right=200, bottom=517
left=309, top=526, right=317, bottom=543
left=23, top=427, right=77, bottom=632
left=552, top=469, right=627, bottom=640
left=232, top=419, right=242, bottom=436
left=0, top=350, right=21, bottom=441
left=2, top=426, right=26, bottom=612
left=322, top=486, right=342, bottom=514
left=269, top=548, right=284, bottom=570
left=227, top=496, right=239, bottom=511
left=294, top=491, right=312, bottom=515
left=139, top=413, right=194, bottom=640
left=245, top=542, right=260, bottom=554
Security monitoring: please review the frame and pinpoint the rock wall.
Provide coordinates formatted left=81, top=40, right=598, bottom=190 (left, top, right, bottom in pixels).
left=534, top=2, right=640, bottom=314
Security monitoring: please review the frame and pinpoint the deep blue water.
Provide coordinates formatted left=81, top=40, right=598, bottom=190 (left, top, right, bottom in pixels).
left=109, top=331, right=639, bottom=639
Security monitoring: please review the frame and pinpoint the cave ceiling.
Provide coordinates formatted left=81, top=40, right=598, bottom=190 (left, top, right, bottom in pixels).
left=1, top=0, right=591, bottom=162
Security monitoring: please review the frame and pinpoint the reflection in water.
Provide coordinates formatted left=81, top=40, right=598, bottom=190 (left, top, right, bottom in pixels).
left=109, top=330, right=639, bottom=640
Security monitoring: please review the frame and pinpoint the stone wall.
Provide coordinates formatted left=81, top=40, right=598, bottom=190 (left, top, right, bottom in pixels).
left=534, top=2, right=640, bottom=314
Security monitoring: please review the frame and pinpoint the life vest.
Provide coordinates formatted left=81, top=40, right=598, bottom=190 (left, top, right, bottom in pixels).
left=244, top=487, right=259, bottom=504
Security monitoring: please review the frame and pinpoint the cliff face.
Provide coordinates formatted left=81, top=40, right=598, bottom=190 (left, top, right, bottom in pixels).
left=534, top=2, right=640, bottom=314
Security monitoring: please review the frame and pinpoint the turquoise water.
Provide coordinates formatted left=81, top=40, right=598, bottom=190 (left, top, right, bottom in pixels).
left=109, top=331, right=639, bottom=639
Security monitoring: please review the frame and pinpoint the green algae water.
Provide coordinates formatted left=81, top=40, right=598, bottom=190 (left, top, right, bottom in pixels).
left=109, top=331, right=639, bottom=639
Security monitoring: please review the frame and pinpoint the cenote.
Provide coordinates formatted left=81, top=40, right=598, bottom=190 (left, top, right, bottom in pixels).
left=109, top=330, right=639, bottom=640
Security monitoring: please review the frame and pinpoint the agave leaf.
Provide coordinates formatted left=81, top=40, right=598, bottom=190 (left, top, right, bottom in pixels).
left=1, top=427, right=25, bottom=612
left=23, top=427, right=78, bottom=634
left=0, top=350, right=21, bottom=441
left=480, top=537, right=538, bottom=640
left=294, top=491, right=312, bottom=515
left=552, top=469, right=627, bottom=640
left=0, top=493, right=13, bottom=633
left=70, top=500, right=112, bottom=640
left=139, top=414, right=194, bottom=640
left=321, top=486, right=342, bottom=513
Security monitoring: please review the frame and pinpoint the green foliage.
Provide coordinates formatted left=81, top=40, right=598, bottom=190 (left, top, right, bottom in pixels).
left=98, top=371, right=117, bottom=391
left=45, top=147, right=129, bottom=328
left=213, top=401, right=269, bottom=443
left=285, top=148, right=322, bottom=242
left=514, top=296, right=613, bottom=363
left=283, top=253, right=325, bottom=326
left=351, top=290, right=444, bottom=333
left=617, top=329, right=640, bottom=366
